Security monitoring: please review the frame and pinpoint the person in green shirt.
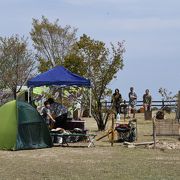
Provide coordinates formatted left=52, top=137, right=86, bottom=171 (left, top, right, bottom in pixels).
left=143, top=89, right=152, bottom=111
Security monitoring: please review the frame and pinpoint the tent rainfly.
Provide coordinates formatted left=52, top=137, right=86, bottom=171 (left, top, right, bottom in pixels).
left=0, top=100, right=53, bottom=150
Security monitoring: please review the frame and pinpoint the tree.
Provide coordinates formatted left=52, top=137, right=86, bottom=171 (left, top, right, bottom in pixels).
left=158, top=87, right=176, bottom=113
left=70, top=34, right=125, bottom=130
left=30, top=16, right=77, bottom=72
left=0, top=35, right=36, bottom=99
left=63, top=53, right=86, bottom=77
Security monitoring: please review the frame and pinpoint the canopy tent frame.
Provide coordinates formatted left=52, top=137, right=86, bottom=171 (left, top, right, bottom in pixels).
left=27, top=66, right=92, bottom=117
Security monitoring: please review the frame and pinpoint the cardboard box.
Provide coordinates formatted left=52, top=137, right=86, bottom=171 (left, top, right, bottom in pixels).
left=144, top=111, right=152, bottom=120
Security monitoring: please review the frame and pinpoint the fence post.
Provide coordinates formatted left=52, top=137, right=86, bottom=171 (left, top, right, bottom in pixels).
left=162, top=99, right=164, bottom=108
left=153, top=117, right=156, bottom=148
left=111, top=113, right=115, bottom=147
left=105, top=100, right=107, bottom=109
left=177, top=91, right=180, bottom=122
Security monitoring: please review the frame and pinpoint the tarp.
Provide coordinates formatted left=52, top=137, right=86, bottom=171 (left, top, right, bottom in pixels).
left=33, top=86, right=49, bottom=95
left=27, top=66, right=91, bottom=88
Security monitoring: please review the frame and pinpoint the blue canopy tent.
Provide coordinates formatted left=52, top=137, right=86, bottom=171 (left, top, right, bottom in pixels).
left=27, top=66, right=91, bottom=116
left=27, top=66, right=91, bottom=87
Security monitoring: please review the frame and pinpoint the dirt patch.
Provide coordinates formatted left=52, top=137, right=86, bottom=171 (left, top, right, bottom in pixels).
left=151, top=141, right=180, bottom=150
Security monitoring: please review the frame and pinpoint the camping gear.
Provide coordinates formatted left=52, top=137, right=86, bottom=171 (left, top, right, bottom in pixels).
left=156, top=110, right=164, bottom=119
left=115, top=120, right=137, bottom=142
left=0, top=100, right=53, bottom=150
left=27, top=66, right=91, bottom=116
left=116, top=113, right=120, bottom=123
left=50, top=132, right=96, bottom=147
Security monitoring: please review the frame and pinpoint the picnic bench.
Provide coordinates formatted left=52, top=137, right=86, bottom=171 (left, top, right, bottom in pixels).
left=50, top=132, right=96, bottom=147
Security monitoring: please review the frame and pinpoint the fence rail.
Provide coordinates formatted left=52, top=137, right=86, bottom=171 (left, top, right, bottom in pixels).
left=101, top=100, right=177, bottom=108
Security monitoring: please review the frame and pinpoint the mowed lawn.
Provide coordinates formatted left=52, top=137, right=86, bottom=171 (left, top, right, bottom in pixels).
left=0, top=113, right=179, bottom=180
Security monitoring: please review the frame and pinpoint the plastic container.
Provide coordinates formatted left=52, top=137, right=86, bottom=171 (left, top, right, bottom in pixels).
left=116, top=113, right=120, bottom=122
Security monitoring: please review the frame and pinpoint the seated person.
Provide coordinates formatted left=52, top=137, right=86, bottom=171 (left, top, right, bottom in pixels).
left=47, top=98, right=68, bottom=128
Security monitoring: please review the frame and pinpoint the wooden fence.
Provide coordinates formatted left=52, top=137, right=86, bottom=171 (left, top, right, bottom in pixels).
left=101, top=100, right=177, bottom=109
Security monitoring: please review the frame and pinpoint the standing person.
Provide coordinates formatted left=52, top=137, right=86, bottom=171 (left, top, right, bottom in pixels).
left=41, top=101, right=55, bottom=128
left=143, top=89, right=152, bottom=111
left=128, top=87, right=137, bottom=118
left=47, top=98, right=68, bottom=128
left=111, top=89, right=123, bottom=115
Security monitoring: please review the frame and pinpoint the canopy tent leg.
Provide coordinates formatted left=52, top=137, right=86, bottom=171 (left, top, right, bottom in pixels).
left=89, top=88, right=92, bottom=117
left=28, top=87, right=33, bottom=103
left=28, top=88, right=30, bottom=103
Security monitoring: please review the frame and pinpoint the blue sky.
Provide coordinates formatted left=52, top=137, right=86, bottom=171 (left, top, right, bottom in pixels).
left=0, top=0, right=180, bottom=100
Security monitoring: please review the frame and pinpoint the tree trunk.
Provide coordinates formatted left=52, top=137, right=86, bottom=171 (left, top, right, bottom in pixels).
left=92, top=99, right=110, bottom=131
left=13, top=89, right=17, bottom=99
left=97, top=123, right=106, bottom=131
left=93, top=113, right=106, bottom=131
left=97, top=100, right=106, bottom=131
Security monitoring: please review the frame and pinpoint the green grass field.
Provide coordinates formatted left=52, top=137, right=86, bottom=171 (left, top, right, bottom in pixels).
left=0, top=113, right=179, bottom=180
